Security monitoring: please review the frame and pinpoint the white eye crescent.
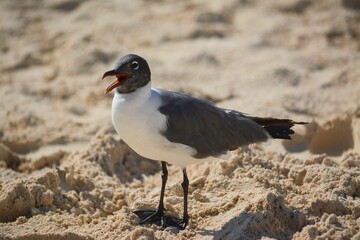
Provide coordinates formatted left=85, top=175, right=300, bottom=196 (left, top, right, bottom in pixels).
left=130, top=61, right=139, bottom=69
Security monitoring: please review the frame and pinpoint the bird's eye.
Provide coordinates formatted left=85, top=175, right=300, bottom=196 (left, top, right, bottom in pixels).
left=130, top=61, right=139, bottom=69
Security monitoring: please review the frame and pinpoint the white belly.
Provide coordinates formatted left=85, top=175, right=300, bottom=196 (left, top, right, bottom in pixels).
left=111, top=85, right=218, bottom=167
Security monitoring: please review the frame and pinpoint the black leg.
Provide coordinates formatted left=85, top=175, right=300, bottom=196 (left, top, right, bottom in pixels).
left=178, top=168, right=189, bottom=229
left=158, top=161, right=168, bottom=213
left=134, top=163, right=188, bottom=230
left=135, top=161, right=168, bottom=226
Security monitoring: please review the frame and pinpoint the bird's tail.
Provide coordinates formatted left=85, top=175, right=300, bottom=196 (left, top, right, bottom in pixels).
left=249, top=117, right=307, bottom=140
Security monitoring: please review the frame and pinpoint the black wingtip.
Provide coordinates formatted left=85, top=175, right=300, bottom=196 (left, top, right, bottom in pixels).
left=250, top=117, right=306, bottom=140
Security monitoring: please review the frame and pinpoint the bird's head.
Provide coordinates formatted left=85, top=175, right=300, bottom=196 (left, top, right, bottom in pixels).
left=102, top=54, right=151, bottom=94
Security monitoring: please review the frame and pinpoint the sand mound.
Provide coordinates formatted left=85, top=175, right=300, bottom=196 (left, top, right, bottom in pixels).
left=283, top=115, right=359, bottom=156
left=1, top=131, right=359, bottom=239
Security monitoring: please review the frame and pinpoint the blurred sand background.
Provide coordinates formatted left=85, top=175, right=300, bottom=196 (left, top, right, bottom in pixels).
left=0, top=0, right=359, bottom=239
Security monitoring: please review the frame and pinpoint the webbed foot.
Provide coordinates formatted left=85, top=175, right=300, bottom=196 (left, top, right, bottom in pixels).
left=134, top=210, right=183, bottom=229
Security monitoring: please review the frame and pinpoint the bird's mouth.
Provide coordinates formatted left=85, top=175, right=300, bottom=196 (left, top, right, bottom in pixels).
left=102, top=70, right=129, bottom=93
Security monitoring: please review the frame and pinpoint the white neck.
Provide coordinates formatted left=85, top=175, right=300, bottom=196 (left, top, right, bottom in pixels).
left=114, top=81, right=152, bottom=107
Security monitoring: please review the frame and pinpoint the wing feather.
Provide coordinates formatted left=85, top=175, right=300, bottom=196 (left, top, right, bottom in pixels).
left=158, top=91, right=269, bottom=159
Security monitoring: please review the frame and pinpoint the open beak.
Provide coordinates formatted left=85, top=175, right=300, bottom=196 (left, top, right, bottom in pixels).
left=102, top=70, right=129, bottom=93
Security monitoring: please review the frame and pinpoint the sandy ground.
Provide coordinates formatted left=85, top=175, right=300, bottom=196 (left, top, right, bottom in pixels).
left=1, top=0, right=360, bottom=239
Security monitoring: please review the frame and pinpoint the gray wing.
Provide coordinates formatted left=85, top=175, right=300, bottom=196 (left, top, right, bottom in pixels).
left=158, top=90, right=269, bottom=159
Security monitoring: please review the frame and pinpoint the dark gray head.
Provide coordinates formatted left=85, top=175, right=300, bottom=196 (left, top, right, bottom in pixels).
left=102, top=54, right=151, bottom=94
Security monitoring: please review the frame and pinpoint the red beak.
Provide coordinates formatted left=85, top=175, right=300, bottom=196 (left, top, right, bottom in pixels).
left=102, top=70, right=129, bottom=93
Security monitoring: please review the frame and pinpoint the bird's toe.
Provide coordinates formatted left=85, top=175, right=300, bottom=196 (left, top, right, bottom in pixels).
left=134, top=210, right=185, bottom=229
left=134, top=210, right=163, bottom=225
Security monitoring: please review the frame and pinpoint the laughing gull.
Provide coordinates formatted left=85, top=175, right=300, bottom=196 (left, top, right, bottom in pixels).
left=102, top=54, right=306, bottom=230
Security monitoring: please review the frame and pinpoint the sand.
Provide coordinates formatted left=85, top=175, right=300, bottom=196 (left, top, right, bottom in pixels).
left=0, top=0, right=359, bottom=239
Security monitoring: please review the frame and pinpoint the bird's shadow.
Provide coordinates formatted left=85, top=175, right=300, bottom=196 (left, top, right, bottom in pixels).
left=197, top=210, right=304, bottom=240
left=113, top=153, right=161, bottom=184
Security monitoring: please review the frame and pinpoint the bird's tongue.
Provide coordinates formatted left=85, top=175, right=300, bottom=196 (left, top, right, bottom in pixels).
left=102, top=72, right=129, bottom=93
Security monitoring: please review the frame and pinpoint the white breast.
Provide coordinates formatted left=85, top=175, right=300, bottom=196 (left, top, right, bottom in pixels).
left=111, top=83, right=220, bottom=167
